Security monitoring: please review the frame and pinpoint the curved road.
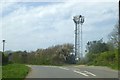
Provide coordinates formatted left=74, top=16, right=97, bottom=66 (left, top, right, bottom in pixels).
left=26, top=65, right=118, bottom=78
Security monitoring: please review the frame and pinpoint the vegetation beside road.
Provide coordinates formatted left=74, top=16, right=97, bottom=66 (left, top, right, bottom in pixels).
left=85, top=49, right=118, bottom=70
left=4, top=43, right=75, bottom=66
left=0, top=66, right=1, bottom=79
left=83, top=24, right=119, bottom=70
left=2, top=63, right=30, bottom=80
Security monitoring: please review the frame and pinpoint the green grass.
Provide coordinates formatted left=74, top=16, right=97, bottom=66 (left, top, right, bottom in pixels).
left=0, top=66, right=2, bottom=79
left=2, top=63, right=30, bottom=80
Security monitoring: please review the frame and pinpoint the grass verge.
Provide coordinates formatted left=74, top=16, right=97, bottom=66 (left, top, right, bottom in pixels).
left=0, top=66, right=2, bottom=79
left=2, top=63, right=30, bottom=80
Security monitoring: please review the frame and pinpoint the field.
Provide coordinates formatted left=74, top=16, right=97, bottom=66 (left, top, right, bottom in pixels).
left=0, top=66, right=1, bottom=79
left=2, top=64, right=30, bottom=80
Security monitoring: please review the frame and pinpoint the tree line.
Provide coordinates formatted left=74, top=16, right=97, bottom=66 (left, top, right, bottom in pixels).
left=2, top=43, right=76, bottom=65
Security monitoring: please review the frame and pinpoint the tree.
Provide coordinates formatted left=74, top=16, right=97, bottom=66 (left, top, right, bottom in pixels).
left=86, top=39, right=109, bottom=54
left=108, top=24, right=119, bottom=48
left=85, top=39, right=109, bottom=64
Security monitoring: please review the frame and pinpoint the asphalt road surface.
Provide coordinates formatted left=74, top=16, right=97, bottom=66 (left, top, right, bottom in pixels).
left=26, top=65, right=118, bottom=78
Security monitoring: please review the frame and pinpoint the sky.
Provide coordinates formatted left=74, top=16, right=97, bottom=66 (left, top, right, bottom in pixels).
left=0, top=0, right=119, bottom=56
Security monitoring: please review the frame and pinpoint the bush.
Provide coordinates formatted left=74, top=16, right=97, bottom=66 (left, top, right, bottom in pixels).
left=2, top=53, right=8, bottom=65
left=88, top=49, right=118, bottom=70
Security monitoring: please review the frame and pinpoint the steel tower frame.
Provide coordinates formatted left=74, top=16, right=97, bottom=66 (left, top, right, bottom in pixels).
left=73, top=15, right=84, bottom=60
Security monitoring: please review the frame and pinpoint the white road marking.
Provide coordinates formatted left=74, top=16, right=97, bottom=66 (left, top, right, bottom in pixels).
left=73, top=70, right=89, bottom=77
left=84, top=71, right=96, bottom=76
left=43, top=66, right=57, bottom=68
left=59, top=67, right=69, bottom=70
left=74, top=65, right=85, bottom=67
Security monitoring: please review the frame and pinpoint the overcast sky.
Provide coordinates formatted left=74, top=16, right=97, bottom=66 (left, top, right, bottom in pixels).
left=0, top=0, right=118, bottom=55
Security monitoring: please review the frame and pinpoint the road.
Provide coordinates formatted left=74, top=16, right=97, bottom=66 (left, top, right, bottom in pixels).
left=26, top=65, right=118, bottom=78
